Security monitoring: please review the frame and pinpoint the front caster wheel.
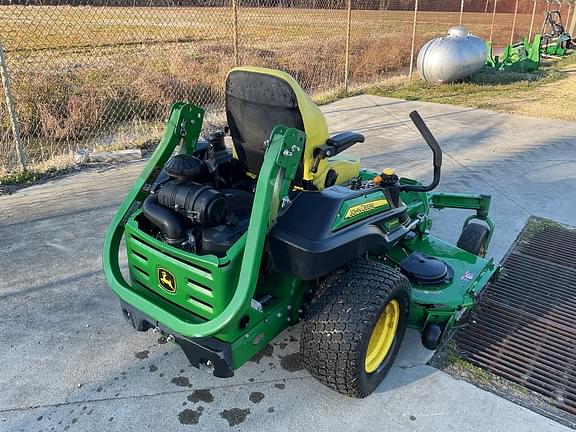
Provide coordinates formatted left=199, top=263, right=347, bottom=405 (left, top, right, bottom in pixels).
left=300, top=259, right=411, bottom=398
left=457, top=222, right=490, bottom=257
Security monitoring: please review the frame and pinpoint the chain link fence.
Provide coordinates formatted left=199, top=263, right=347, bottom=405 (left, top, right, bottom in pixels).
left=0, top=0, right=574, bottom=174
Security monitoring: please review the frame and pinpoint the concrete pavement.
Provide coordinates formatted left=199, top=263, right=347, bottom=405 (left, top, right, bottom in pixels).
left=1, top=95, right=575, bottom=431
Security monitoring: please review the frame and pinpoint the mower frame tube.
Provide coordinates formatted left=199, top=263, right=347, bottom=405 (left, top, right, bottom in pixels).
left=103, top=102, right=307, bottom=338
left=428, top=192, right=495, bottom=247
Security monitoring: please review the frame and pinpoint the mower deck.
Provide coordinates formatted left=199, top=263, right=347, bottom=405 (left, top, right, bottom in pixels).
left=390, top=234, right=498, bottom=331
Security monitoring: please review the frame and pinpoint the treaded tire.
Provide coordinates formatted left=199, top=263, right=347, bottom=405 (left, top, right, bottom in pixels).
left=457, top=222, right=489, bottom=257
left=300, top=258, right=411, bottom=398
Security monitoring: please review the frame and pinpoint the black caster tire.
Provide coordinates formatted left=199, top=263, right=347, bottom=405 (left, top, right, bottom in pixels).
left=457, top=222, right=489, bottom=257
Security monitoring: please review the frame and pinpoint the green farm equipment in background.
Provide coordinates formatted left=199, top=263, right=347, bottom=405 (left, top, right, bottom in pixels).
left=486, top=35, right=542, bottom=72
left=486, top=10, right=573, bottom=72
left=540, top=10, right=572, bottom=57
left=103, top=67, right=499, bottom=398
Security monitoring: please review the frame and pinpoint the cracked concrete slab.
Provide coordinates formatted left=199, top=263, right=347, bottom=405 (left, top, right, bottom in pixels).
left=1, top=95, right=575, bottom=431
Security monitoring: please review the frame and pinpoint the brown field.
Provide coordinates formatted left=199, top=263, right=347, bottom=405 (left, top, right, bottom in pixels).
left=0, top=4, right=550, bottom=171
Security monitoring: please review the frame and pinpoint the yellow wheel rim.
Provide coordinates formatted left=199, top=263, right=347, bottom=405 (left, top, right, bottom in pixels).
left=364, top=299, right=400, bottom=373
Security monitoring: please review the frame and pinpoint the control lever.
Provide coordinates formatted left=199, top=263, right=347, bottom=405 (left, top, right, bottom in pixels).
left=400, top=111, right=443, bottom=193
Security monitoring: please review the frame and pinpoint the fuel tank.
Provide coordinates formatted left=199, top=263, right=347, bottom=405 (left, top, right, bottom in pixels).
left=417, top=26, right=486, bottom=84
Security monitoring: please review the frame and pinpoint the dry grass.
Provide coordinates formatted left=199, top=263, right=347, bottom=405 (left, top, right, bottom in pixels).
left=0, top=7, right=542, bottom=52
left=0, top=4, right=555, bottom=175
left=367, top=54, right=576, bottom=122
left=2, top=33, right=419, bottom=151
left=494, top=64, right=576, bottom=121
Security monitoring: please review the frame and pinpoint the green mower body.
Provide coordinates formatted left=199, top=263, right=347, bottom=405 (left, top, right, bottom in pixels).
left=103, top=68, right=498, bottom=396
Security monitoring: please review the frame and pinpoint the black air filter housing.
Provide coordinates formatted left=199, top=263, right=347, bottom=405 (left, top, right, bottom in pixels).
left=157, top=181, right=229, bottom=227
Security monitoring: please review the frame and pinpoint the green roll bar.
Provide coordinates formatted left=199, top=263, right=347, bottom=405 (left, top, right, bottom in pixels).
left=102, top=102, right=306, bottom=338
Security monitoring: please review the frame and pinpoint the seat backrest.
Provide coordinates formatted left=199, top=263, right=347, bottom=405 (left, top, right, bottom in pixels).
left=225, top=67, right=329, bottom=182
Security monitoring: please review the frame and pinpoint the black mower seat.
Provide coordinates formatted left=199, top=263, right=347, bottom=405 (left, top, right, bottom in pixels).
left=225, top=67, right=361, bottom=190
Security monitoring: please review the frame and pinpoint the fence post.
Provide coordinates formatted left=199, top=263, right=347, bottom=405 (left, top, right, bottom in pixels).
left=459, top=0, right=465, bottom=26
left=231, top=0, right=239, bottom=67
left=0, top=42, right=26, bottom=172
left=570, top=1, right=576, bottom=34
left=566, top=3, right=572, bottom=33
left=343, top=0, right=352, bottom=93
left=510, top=0, right=519, bottom=45
left=408, top=0, right=419, bottom=81
left=529, top=0, right=538, bottom=42
left=489, top=0, right=498, bottom=43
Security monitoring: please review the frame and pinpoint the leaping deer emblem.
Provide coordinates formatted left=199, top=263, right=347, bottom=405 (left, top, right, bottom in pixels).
left=158, top=269, right=176, bottom=292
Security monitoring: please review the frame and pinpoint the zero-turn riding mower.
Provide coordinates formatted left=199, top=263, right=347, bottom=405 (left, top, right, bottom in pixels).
left=103, top=67, right=499, bottom=397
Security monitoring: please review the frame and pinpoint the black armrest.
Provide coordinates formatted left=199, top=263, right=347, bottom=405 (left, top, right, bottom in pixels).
left=310, top=131, right=364, bottom=173
left=326, top=131, right=365, bottom=149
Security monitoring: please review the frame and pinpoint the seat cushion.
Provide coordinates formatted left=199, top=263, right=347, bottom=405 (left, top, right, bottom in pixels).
left=312, top=154, right=360, bottom=190
left=225, top=68, right=362, bottom=189
left=225, top=67, right=328, bottom=179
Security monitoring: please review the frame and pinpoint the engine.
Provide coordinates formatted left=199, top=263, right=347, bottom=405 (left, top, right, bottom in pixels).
left=140, top=132, right=253, bottom=257
left=156, top=180, right=230, bottom=227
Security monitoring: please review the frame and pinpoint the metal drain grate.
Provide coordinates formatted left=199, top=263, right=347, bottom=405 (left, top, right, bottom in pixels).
left=456, top=219, right=576, bottom=416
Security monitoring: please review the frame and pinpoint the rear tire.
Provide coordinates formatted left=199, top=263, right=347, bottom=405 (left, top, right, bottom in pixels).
left=300, top=259, right=410, bottom=398
left=457, top=222, right=489, bottom=257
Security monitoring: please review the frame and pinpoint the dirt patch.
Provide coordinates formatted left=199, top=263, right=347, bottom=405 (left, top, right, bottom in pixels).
left=280, top=353, right=303, bottom=372
left=250, top=344, right=274, bottom=364
left=219, top=408, right=250, bottom=427
left=498, top=64, right=576, bottom=121
left=178, top=407, right=204, bottom=425
left=249, top=391, right=265, bottom=404
left=171, top=377, right=192, bottom=387
left=188, top=389, right=214, bottom=403
left=134, top=350, right=149, bottom=359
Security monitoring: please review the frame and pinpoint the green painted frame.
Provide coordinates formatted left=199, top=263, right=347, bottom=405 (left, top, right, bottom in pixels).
left=103, top=102, right=306, bottom=338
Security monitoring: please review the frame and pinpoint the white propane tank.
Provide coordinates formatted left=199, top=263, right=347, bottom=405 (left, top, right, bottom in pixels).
left=417, top=26, right=487, bottom=84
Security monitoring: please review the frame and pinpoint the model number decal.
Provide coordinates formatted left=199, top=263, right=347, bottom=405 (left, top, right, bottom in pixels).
left=345, top=199, right=389, bottom=218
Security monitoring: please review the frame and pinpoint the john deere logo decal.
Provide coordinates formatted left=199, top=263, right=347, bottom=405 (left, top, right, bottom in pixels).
left=157, top=268, right=176, bottom=293
left=345, top=199, right=389, bottom=218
